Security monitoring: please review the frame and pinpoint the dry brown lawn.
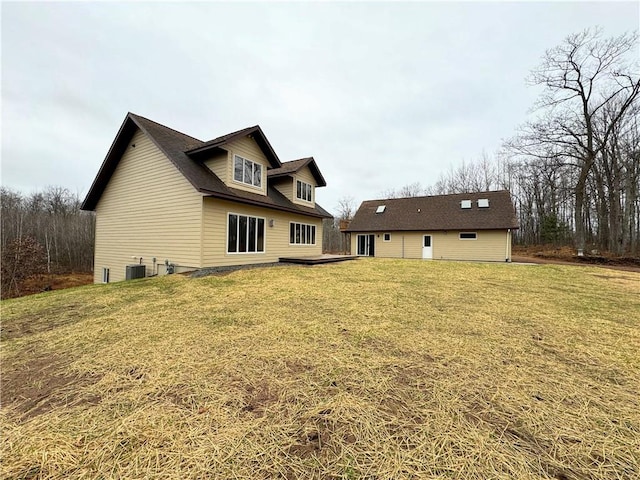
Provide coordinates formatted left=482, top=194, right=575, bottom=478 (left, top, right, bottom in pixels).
left=1, top=259, right=639, bottom=479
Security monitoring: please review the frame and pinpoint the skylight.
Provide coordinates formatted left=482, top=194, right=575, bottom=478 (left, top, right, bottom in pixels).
left=460, top=200, right=472, bottom=209
left=376, top=205, right=386, bottom=214
left=478, top=199, right=489, bottom=208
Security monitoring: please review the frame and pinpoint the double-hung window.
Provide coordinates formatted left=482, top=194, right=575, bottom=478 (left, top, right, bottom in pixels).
left=296, top=180, right=312, bottom=202
left=228, top=213, right=265, bottom=253
left=289, top=222, right=316, bottom=245
left=233, top=155, right=262, bottom=188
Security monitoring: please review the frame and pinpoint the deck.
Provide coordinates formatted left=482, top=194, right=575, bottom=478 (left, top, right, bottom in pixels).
left=279, top=254, right=358, bottom=265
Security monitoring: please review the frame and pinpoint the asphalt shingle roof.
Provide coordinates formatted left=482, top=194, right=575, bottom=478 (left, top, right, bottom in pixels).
left=267, top=157, right=327, bottom=187
left=345, top=190, right=519, bottom=232
left=81, top=113, right=331, bottom=219
left=185, top=124, right=281, bottom=168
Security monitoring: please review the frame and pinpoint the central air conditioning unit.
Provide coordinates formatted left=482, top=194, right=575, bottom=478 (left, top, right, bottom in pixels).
left=126, top=264, right=146, bottom=280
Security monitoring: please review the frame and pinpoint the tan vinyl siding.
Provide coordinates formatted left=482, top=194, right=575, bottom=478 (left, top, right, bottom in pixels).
left=203, top=150, right=229, bottom=183
left=272, top=178, right=294, bottom=202
left=224, top=136, right=268, bottom=195
left=351, top=232, right=425, bottom=259
left=292, top=166, right=316, bottom=207
left=202, top=198, right=322, bottom=267
left=351, top=230, right=511, bottom=262
left=402, top=233, right=425, bottom=259
left=435, top=230, right=510, bottom=261
left=93, top=129, right=202, bottom=283
left=367, top=232, right=403, bottom=258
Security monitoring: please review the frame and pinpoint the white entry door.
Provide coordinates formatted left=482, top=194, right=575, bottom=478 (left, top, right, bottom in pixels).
left=422, top=235, right=433, bottom=259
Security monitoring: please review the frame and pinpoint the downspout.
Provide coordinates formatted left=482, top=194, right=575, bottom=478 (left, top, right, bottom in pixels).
left=506, top=229, right=511, bottom=262
left=200, top=196, right=205, bottom=269
left=402, top=235, right=405, bottom=258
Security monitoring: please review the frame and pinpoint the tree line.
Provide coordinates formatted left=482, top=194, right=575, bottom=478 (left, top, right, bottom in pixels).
left=328, top=28, right=640, bottom=256
left=1, top=186, right=94, bottom=297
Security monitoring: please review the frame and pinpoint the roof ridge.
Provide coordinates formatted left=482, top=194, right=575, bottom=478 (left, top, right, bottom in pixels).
left=128, top=112, right=203, bottom=143
left=204, top=124, right=260, bottom=144
left=281, top=157, right=313, bottom=164
left=367, top=190, right=510, bottom=202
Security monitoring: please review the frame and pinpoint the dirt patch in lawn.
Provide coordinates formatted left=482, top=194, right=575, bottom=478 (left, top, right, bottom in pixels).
left=512, top=254, right=640, bottom=273
left=3, top=272, right=94, bottom=300
left=1, top=351, right=101, bottom=421
left=1, top=303, right=90, bottom=341
left=512, top=246, right=640, bottom=272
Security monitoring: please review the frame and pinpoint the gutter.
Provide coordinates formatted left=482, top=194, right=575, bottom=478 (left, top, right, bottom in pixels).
left=199, top=188, right=332, bottom=219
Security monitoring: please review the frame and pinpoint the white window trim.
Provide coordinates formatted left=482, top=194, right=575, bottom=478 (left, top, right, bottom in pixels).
left=232, top=155, right=263, bottom=190
left=459, top=232, right=477, bottom=240
left=295, top=179, right=313, bottom=203
left=383, top=233, right=391, bottom=242
left=289, top=221, right=317, bottom=246
left=226, top=212, right=267, bottom=254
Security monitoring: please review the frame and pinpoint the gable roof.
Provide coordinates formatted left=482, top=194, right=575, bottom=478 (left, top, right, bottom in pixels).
left=185, top=125, right=281, bottom=168
left=267, top=157, right=327, bottom=187
left=81, top=113, right=331, bottom=219
left=345, top=190, right=519, bottom=232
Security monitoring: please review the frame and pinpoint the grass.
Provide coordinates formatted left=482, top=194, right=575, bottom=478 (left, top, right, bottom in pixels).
left=1, top=259, right=639, bottom=479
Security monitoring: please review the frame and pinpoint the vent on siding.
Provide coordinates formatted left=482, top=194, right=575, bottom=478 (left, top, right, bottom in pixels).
left=126, top=264, right=146, bottom=280
left=376, top=205, right=386, bottom=214
left=460, top=200, right=472, bottom=209
left=478, top=199, right=489, bottom=208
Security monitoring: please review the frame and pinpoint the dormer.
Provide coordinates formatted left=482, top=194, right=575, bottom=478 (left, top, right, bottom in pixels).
left=268, top=157, right=327, bottom=208
left=185, top=125, right=281, bottom=197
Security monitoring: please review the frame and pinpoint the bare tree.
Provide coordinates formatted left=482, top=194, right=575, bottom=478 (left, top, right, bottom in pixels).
left=1, top=236, right=47, bottom=299
left=320, top=196, right=359, bottom=254
left=336, top=195, right=357, bottom=220
left=380, top=182, right=427, bottom=199
left=520, top=28, right=639, bottom=254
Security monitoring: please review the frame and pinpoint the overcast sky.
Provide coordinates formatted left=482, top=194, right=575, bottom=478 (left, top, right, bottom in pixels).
left=1, top=1, right=638, bottom=214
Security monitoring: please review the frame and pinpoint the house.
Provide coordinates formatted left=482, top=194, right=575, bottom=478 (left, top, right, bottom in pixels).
left=344, top=191, right=519, bottom=262
left=81, top=113, right=332, bottom=283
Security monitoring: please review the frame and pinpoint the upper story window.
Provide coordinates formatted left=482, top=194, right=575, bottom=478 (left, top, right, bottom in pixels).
left=234, top=155, right=262, bottom=188
left=296, top=180, right=312, bottom=202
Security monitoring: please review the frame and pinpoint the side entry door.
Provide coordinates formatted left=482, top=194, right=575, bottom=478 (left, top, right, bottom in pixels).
left=422, top=235, right=433, bottom=259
